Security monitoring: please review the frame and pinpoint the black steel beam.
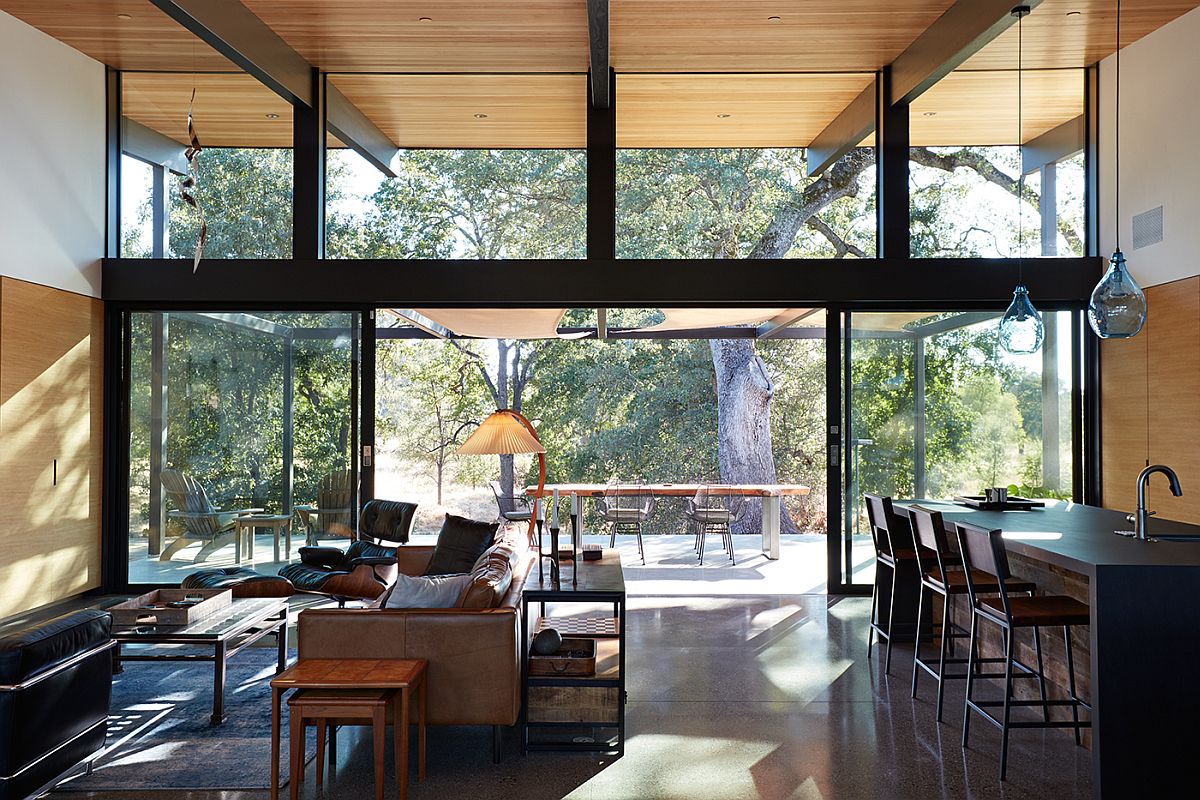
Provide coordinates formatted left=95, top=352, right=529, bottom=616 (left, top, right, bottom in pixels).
left=102, top=256, right=1102, bottom=307
left=807, top=83, right=876, bottom=177
left=327, top=84, right=399, bottom=178
left=586, top=1, right=611, bottom=109
left=808, top=0, right=1041, bottom=178
left=1022, top=115, right=1085, bottom=175
left=877, top=68, right=910, bottom=259
left=146, top=0, right=312, bottom=106
left=293, top=69, right=326, bottom=260
left=588, top=68, right=617, bottom=259
left=889, top=0, right=1045, bottom=105
left=122, top=118, right=188, bottom=174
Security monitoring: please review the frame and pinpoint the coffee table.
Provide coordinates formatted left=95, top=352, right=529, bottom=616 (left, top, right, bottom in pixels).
left=269, top=658, right=428, bottom=800
left=111, top=597, right=289, bottom=724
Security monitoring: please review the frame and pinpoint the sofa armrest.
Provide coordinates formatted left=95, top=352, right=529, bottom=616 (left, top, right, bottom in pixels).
left=396, top=546, right=436, bottom=576
left=298, top=546, right=346, bottom=568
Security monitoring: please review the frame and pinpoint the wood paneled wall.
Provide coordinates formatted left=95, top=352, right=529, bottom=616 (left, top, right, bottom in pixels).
left=0, top=278, right=104, bottom=620
left=1101, top=276, right=1200, bottom=521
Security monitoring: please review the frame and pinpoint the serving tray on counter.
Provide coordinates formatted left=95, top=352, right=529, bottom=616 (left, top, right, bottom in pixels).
left=954, top=495, right=1045, bottom=511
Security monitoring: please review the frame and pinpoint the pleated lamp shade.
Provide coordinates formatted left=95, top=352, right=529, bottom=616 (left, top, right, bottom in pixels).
left=458, top=410, right=545, bottom=455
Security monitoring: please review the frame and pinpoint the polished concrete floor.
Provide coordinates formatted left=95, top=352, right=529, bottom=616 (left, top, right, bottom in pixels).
left=52, top=538, right=1091, bottom=799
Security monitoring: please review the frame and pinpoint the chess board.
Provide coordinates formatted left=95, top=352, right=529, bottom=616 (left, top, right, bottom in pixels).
left=535, top=616, right=619, bottom=637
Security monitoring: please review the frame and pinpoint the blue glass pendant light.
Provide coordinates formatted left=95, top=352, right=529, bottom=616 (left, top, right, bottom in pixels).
left=998, top=6, right=1044, bottom=355
left=1088, top=0, right=1148, bottom=339
left=1088, top=249, right=1146, bottom=337
left=999, top=284, right=1044, bottom=353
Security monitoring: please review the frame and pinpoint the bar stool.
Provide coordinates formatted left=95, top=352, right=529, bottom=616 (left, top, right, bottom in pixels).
left=864, top=494, right=933, bottom=674
left=908, top=505, right=1036, bottom=722
left=955, top=521, right=1091, bottom=780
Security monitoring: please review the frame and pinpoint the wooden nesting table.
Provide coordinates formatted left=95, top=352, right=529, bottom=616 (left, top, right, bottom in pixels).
left=270, top=658, right=427, bottom=800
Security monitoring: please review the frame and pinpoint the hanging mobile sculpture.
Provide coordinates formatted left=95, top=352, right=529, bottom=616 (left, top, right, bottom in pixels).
left=180, top=88, right=207, bottom=272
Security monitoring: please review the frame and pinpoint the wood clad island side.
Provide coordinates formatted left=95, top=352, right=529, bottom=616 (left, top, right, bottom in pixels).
left=896, top=500, right=1200, bottom=799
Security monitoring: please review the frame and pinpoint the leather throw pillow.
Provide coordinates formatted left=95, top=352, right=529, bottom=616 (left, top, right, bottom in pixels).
left=384, top=572, right=473, bottom=609
left=423, top=514, right=499, bottom=576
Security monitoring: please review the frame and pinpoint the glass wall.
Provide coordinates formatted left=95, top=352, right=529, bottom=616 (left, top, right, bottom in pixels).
left=120, top=72, right=295, bottom=259
left=842, top=309, right=1076, bottom=585
left=616, top=148, right=876, bottom=258
left=127, top=311, right=359, bottom=584
left=908, top=69, right=1086, bottom=258
left=326, top=148, right=586, bottom=259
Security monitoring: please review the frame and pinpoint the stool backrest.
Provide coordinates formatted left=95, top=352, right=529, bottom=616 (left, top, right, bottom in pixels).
left=954, top=521, right=1016, bottom=620
left=908, top=504, right=951, bottom=583
left=864, top=494, right=900, bottom=557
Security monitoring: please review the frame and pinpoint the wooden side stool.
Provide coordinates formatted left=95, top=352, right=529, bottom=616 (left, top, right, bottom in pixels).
left=288, top=689, right=394, bottom=800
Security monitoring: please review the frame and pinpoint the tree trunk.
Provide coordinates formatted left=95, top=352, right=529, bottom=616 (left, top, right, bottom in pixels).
left=710, top=339, right=800, bottom=535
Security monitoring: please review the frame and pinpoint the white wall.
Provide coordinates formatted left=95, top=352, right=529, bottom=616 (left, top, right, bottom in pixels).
left=1099, top=5, right=1200, bottom=288
left=0, top=12, right=104, bottom=298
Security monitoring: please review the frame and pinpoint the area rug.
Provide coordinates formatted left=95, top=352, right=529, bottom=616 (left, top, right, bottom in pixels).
left=54, top=646, right=312, bottom=791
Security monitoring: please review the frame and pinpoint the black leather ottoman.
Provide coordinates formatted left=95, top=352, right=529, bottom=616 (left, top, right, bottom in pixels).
left=182, top=567, right=295, bottom=598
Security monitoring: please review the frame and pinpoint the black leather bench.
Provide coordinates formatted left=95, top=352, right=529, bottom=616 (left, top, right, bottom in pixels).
left=0, top=610, right=114, bottom=800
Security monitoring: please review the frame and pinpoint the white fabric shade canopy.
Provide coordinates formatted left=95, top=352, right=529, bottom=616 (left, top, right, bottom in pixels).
left=401, top=307, right=821, bottom=339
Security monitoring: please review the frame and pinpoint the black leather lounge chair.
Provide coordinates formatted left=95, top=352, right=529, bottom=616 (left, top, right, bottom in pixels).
left=279, top=499, right=417, bottom=606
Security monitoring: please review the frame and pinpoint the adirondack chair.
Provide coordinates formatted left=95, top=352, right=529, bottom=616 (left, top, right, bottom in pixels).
left=297, top=470, right=355, bottom=545
left=160, top=469, right=260, bottom=562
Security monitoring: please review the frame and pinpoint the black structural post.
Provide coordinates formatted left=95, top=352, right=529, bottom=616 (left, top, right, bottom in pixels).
left=105, top=67, right=122, bottom=259
left=359, top=310, right=376, bottom=505
left=587, top=67, right=617, bottom=259
left=293, top=68, right=326, bottom=259
left=1084, top=64, right=1100, bottom=258
left=876, top=67, right=911, bottom=259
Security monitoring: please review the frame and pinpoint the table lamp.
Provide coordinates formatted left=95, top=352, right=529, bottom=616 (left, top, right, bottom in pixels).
left=458, top=409, right=545, bottom=549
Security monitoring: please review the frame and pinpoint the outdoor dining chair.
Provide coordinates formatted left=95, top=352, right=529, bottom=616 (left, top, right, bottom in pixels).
left=692, top=485, right=746, bottom=566
left=598, top=478, right=653, bottom=565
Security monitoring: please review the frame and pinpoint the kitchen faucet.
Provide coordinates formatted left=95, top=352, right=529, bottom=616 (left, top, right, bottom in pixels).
left=1132, top=464, right=1183, bottom=540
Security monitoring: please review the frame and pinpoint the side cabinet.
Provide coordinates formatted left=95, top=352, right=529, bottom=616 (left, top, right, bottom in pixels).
left=0, top=277, right=104, bottom=619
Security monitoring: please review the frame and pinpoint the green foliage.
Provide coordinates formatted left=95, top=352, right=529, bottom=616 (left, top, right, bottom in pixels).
left=122, top=143, right=1080, bottom=541
left=128, top=312, right=356, bottom=525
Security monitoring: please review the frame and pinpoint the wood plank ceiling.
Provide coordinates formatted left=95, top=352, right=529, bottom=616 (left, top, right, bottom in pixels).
left=610, top=0, right=958, bottom=72
left=3, top=0, right=1198, bottom=149
left=0, top=0, right=232, bottom=71
left=615, top=74, right=876, bottom=148
left=910, top=69, right=1086, bottom=146
left=329, top=74, right=587, bottom=149
left=964, top=0, right=1200, bottom=69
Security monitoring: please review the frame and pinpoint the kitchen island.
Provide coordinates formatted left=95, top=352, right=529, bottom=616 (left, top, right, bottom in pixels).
left=896, top=500, right=1200, bottom=798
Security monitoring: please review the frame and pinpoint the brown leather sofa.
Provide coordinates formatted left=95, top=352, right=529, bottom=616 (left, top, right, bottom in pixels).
left=297, top=528, right=533, bottom=762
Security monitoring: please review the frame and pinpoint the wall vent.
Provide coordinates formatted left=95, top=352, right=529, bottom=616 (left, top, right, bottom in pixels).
left=1132, top=205, right=1164, bottom=250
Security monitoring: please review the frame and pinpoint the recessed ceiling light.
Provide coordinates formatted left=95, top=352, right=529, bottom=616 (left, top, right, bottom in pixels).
left=116, top=13, right=133, bottom=20
left=767, top=16, right=782, bottom=23
left=265, top=113, right=280, bottom=119
left=717, top=113, right=732, bottom=119
left=923, top=111, right=937, bottom=117
left=1066, top=10, right=1082, bottom=16
left=418, top=16, right=432, bottom=22
left=474, top=113, right=489, bottom=119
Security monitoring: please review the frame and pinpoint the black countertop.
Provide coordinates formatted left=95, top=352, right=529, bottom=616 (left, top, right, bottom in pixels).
left=897, top=500, right=1200, bottom=575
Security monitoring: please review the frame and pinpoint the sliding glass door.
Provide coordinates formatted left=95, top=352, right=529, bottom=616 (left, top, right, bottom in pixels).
left=832, top=309, right=1079, bottom=591
left=125, top=311, right=361, bottom=586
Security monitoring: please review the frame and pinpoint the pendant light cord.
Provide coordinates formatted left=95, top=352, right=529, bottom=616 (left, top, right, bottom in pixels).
left=1115, top=0, right=1122, bottom=251
left=1017, top=10, right=1024, bottom=282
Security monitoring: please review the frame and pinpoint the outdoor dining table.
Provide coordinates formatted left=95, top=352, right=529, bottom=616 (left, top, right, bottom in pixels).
left=525, top=483, right=810, bottom=559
